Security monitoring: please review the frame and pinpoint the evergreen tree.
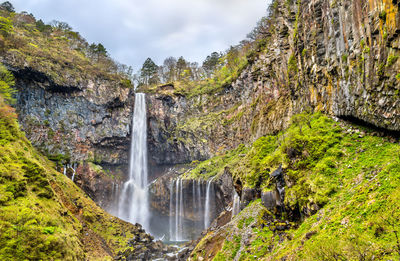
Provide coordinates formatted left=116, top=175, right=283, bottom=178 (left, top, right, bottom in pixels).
left=88, top=43, right=108, bottom=61
left=140, top=58, right=159, bottom=85
left=202, top=52, right=222, bottom=77
left=36, top=19, right=52, bottom=34
left=0, top=1, right=14, bottom=12
left=176, top=56, right=188, bottom=81
left=96, top=43, right=107, bottom=56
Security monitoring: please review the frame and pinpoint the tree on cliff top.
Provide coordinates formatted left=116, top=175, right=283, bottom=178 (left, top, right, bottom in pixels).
left=202, top=52, right=222, bottom=77
left=161, top=56, right=177, bottom=83
left=88, top=43, right=108, bottom=62
left=140, top=58, right=159, bottom=85
left=0, top=1, right=14, bottom=13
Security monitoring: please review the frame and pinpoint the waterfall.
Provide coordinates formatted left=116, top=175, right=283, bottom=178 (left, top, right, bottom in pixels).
left=192, top=181, right=196, bottom=215
left=170, top=177, right=185, bottom=241
left=63, top=164, right=76, bottom=182
left=197, top=180, right=202, bottom=218
left=169, top=177, right=216, bottom=241
left=175, top=178, right=180, bottom=240
left=71, top=163, right=76, bottom=182
left=204, top=179, right=214, bottom=229
left=232, top=191, right=240, bottom=216
left=179, top=178, right=184, bottom=235
left=169, top=181, right=174, bottom=240
left=117, top=93, right=150, bottom=231
left=111, top=183, right=119, bottom=214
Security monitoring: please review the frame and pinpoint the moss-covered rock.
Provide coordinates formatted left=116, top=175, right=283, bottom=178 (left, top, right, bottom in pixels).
left=189, top=112, right=400, bottom=260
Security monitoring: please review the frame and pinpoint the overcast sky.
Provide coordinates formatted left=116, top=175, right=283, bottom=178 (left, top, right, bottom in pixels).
left=11, top=0, right=270, bottom=70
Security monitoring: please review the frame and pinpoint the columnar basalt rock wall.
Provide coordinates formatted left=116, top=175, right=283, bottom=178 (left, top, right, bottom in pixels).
left=12, top=67, right=135, bottom=165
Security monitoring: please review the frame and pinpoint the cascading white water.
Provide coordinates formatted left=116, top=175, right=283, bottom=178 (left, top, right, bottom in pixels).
left=232, top=191, right=240, bottom=216
left=192, top=181, right=196, bottom=214
left=108, top=183, right=120, bottom=214
left=63, top=164, right=76, bottom=182
left=175, top=179, right=179, bottom=240
left=71, top=163, right=76, bottom=182
left=204, top=179, right=214, bottom=229
left=179, top=178, right=184, bottom=234
left=169, top=181, right=174, bottom=240
left=170, top=178, right=185, bottom=241
left=117, top=93, right=150, bottom=231
left=169, top=177, right=216, bottom=241
left=197, top=180, right=202, bottom=217
left=175, top=178, right=180, bottom=240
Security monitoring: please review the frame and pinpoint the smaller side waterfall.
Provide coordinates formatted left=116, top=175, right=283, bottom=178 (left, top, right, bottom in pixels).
left=71, top=163, right=76, bottom=182
left=232, top=191, right=241, bottom=216
left=204, top=179, right=214, bottom=229
left=169, top=177, right=216, bottom=241
left=170, top=178, right=185, bottom=241
left=192, top=181, right=196, bottom=213
left=111, top=182, right=118, bottom=201
left=109, top=182, right=120, bottom=215
left=197, top=180, right=202, bottom=217
left=169, top=181, right=174, bottom=240
left=63, top=164, right=76, bottom=182
left=179, top=179, right=184, bottom=232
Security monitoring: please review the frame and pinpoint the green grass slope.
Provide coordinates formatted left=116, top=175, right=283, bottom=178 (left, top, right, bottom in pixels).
left=0, top=97, right=140, bottom=260
left=188, top=113, right=400, bottom=260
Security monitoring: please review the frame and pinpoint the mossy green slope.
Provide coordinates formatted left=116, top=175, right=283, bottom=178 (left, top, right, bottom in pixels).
left=0, top=98, right=138, bottom=260
left=189, top=113, right=400, bottom=260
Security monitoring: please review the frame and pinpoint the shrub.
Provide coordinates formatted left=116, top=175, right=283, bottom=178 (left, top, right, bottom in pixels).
left=0, top=64, right=16, bottom=104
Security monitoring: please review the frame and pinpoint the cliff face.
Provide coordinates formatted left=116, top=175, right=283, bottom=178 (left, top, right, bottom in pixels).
left=273, top=0, right=400, bottom=130
left=250, top=0, right=400, bottom=132
left=3, top=64, right=135, bottom=207
left=147, top=94, right=211, bottom=165
left=12, top=66, right=134, bottom=165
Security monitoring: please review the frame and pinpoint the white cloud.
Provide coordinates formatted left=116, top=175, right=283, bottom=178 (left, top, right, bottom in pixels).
left=10, top=0, right=270, bottom=69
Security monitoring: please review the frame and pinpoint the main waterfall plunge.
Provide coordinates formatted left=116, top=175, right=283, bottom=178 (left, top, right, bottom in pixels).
left=114, top=93, right=217, bottom=241
left=117, top=93, right=150, bottom=231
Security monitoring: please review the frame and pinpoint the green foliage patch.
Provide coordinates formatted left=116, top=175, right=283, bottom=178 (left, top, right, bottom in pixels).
left=197, top=113, right=400, bottom=260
